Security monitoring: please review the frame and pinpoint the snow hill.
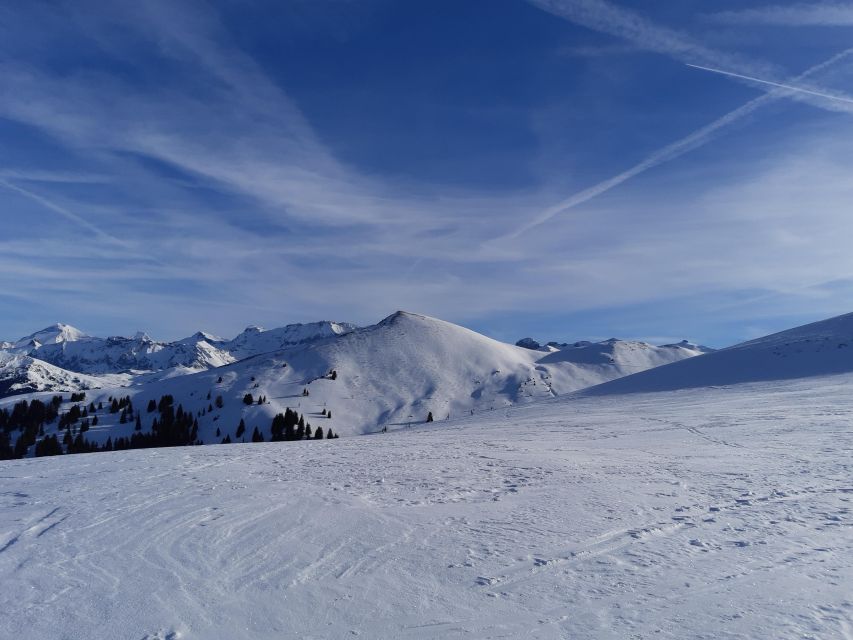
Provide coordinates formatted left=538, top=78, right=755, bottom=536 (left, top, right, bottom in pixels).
left=585, top=311, right=853, bottom=395
left=0, top=352, right=131, bottom=397
left=0, top=312, right=707, bottom=440
left=2, top=373, right=851, bottom=639
left=0, top=320, right=358, bottom=394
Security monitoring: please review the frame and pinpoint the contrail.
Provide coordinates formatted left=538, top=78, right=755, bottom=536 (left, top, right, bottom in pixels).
left=0, top=178, right=130, bottom=248
left=686, top=63, right=853, bottom=106
left=502, top=47, right=853, bottom=240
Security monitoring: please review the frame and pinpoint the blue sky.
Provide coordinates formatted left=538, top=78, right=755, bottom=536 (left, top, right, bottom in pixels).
left=2, top=0, right=853, bottom=346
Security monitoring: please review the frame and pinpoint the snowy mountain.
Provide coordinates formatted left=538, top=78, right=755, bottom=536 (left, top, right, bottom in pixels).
left=585, top=311, right=853, bottom=395
left=30, top=333, right=235, bottom=375
left=537, top=337, right=710, bottom=371
left=223, top=321, right=356, bottom=359
left=0, top=320, right=359, bottom=396
left=10, top=323, right=87, bottom=351
left=0, top=351, right=131, bottom=397
left=0, top=311, right=708, bottom=444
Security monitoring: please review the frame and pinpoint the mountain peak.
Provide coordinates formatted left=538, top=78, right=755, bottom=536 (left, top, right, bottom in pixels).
left=14, top=323, right=86, bottom=349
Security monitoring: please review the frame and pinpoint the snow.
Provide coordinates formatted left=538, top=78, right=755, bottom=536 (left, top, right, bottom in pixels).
left=11, top=323, right=87, bottom=351
left=586, top=310, right=853, bottom=395
left=0, top=312, right=705, bottom=438
left=1, top=372, right=851, bottom=639
left=0, top=351, right=132, bottom=397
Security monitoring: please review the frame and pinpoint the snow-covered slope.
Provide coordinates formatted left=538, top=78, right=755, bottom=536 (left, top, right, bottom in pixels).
left=585, top=311, right=853, bottom=395
left=31, top=333, right=236, bottom=375
left=1, top=373, right=850, bottom=639
left=223, top=321, right=356, bottom=359
left=10, top=323, right=87, bottom=351
left=537, top=337, right=709, bottom=370
left=0, top=312, right=706, bottom=438
left=83, top=311, right=705, bottom=440
left=0, top=321, right=358, bottom=394
left=0, top=352, right=130, bottom=397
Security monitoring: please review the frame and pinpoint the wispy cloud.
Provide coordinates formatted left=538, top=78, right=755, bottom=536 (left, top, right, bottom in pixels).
left=503, top=46, right=853, bottom=238
left=708, top=3, right=853, bottom=27
left=528, top=0, right=780, bottom=76
left=528, top=0, right=853, bottom=113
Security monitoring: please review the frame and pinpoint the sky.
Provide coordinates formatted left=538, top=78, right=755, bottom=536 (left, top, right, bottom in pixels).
left=2, top=0, right=853, bottom=347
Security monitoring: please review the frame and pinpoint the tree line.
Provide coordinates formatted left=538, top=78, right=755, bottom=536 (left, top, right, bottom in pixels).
left=1, top=392, right=339, bottom=460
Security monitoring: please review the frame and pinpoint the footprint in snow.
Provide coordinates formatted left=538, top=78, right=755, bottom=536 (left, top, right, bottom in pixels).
left=140, top=631, right=180, bottom=640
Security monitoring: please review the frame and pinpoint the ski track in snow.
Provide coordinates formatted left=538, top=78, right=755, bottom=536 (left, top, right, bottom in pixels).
left=0, top=374, right=852, bottom=639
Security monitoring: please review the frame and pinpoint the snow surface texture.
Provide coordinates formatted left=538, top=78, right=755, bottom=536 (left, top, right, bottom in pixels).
left=0, top=373, right=850, bottom=639
left=0, top=312, right=706, bottom=437
left=586, top=311, right=853, bottom=395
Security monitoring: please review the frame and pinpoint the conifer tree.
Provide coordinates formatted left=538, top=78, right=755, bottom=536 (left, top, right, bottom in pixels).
left=426, top=412, right=434, bottom=423
left=243, top=393, right=253, bottom=405
left=314, top=426, right=324, bottom=439
left=236, top=419, right=246, bottom=439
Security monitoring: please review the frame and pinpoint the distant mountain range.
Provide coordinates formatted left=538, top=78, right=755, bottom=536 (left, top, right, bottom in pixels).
left=0, top=312, right=707, bottom=438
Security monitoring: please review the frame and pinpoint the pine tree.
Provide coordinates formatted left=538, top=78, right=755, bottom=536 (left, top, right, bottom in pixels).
left=119, top=409, right=127, bottom=424
left=426, top=411, right=434, bottom=423
left=305, top=424, right=312, bottom=439
left=251, top=427, right=264, bottom=443
left=243, top=393, right=253, bottom=405
left=92, top=415, right=99, bottom=426
left=135, top=414, right=142, bottom=431
left=147, top=399, right=156, bottom=413
left=216, top=427, right=221, bottom=437
left=236, top=419, right=246, bottom=439
left=314, top=426, right=324, bottom=440
left=327, top=410, right=332, bottom=419
left=326, top=429, right=334, bottom=439
left=215, top=395, right=224, bottom=409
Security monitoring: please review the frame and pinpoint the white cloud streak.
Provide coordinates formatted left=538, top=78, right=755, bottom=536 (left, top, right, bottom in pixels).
left=504, top=47, right=853, bottom=238
left=505, top=0, right=853, bottom=237
left=686, top=63, right=853, bottom=105
left=0, top=177, right=131, bottom=248
left=708, top=3, right=853, bottom=26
